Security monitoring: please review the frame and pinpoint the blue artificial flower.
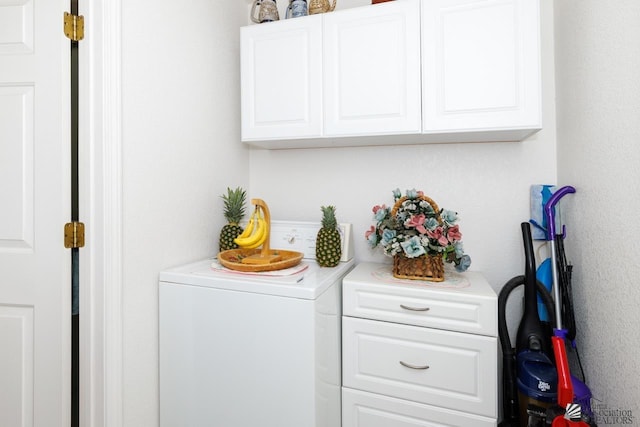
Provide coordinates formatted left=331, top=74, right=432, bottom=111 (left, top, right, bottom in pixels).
left=455, top=254, right=471, bottom=272
left=381, top=229, right=396, bottom=245
left=425, top=217, right=439, bottom=230
left=453, top=241, right=465, bottom=257
left=374, top=207, right=388, bottom=222
left=400, top=236, right=426, bottom=258
left=392, top=188, right=402, bottom=199
left=406, top=188, right=419, bottom=199
left=366, top=232, right=378, bottom=248
left=441, top=209, right=458, bottom=224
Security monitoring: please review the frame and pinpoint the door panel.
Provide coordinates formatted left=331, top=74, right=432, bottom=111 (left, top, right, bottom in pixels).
left=0, top=0, right=34, bottom=55
left=0, top=85, right=34, bottom=250
left=0, top=0, right=71, bottom=425
left=0, top=306, right=34, bottom=427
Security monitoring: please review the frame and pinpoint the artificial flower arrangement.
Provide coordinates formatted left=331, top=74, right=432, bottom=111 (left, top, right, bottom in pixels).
left=365, top=188, right=471, bottom=280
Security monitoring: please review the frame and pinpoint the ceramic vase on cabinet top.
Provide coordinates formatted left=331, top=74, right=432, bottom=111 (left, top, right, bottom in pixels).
left=308, top=0, right=336, bottom=14
left=251, top=0, right=279, bottom=23
left=286, top=0, right=308, bottom=18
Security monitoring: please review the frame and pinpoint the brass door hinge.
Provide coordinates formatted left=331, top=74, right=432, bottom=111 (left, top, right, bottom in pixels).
left=64, top=222, right=85, bottom=249
left=64, top=12, right=85, bottom=41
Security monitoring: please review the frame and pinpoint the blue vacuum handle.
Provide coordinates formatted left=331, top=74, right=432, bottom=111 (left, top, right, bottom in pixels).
left=543, top=186, right=576, bottom=240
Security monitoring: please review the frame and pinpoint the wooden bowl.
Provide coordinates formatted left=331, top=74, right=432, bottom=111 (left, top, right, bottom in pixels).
left=218, top=248, right=304, bottom=272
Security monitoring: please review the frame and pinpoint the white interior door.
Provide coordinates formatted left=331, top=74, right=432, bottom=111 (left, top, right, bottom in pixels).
left=0, top=0, right=71, bottom=426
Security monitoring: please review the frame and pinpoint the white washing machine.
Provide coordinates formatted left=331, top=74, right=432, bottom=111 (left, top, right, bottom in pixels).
left=159, top=221, right=354, bottom=427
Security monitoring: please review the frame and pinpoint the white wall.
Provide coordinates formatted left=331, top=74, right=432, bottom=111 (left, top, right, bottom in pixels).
left=555, top=0, right=640, bottom=415
left=121, top=2, right=249, bottom=425
left=249, top=0, right=558, bottom=290
left=118, top=0, right=640, bottom=425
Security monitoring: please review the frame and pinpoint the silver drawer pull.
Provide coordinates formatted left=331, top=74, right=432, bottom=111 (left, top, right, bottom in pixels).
left=400, top=304, right=430, bottom=312
left=399, top=361, right=430, bottom=370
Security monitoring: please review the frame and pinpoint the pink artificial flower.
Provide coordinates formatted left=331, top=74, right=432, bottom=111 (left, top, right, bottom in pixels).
left=405, top=214, right=427, bottom=234
left=372, top=204, right=386, bottom=214
left=427, top=227, right=449, bottom=246
left=447, top=224, right=462, bottom=242
left=365, top=225, right=376, bottom=239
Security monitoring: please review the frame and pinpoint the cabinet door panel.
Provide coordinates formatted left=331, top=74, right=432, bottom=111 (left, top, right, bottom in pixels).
left=241, top=16, right=323, bottom=140
left=324, top=0, right=421, bottom=136
left=422, top=0, right=541, bottom=132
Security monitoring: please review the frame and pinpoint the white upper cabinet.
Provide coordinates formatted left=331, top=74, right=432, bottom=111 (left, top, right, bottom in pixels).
left=323, top=0, right=421, bottom=136
left=421, top=0, right=541, bottom=142
left=241, top=15, right=323, bottom=140
left=240, top=0, right=541, bottom=149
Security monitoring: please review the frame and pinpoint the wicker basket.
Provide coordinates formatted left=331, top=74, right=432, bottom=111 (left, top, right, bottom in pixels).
left=390, top=194, right=445, bottom=282
left=393, top=253, right=445, bottom=281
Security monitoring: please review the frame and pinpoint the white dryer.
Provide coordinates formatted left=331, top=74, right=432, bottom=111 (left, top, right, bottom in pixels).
left=159, top=222, right=354, bottom=427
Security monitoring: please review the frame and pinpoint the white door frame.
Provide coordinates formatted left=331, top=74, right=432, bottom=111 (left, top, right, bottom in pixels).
left=79, top=0, right=123, bottom=425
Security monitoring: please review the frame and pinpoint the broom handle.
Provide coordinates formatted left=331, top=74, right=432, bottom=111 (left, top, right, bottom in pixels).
left=549, top=238, right=563, bottom=329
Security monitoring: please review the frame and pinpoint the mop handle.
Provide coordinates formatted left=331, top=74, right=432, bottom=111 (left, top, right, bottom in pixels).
left=543, top=186, right=576, bottom=330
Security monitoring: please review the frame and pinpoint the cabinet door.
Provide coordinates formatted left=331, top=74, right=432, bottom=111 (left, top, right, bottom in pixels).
left=323, top=0, right=421, bottom=136
left=422, top=0, right=541, bottom=137
left=241, top=16, right=323, bottom=141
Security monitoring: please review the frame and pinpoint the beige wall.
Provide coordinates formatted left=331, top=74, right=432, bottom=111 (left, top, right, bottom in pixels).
left=555, top=0, right=640, bottom=415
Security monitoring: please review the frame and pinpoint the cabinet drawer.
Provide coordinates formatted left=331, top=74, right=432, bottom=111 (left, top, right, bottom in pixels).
left=343, top=388, right=496, bottom=427
left=343, top=270, right=497, bottom=336
left=343, top=317, right=497, bottom=418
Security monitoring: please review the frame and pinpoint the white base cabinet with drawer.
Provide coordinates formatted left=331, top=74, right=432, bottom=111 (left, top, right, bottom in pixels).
left=342, top=262, right=499, bottom=427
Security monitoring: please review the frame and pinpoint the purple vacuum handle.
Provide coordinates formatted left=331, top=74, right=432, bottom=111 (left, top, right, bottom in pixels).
left=543, top=186, right=576, bottom=240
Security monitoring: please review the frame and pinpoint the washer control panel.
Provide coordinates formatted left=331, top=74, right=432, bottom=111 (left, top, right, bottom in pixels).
left=269, top=220, right=354, bottom=262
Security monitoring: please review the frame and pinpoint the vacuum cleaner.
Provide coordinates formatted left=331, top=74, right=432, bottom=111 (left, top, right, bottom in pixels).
left=498, top=187, right=596, bottom=427
left=498, top=222, right=558, bottom=427
left=542, top=187, right=593, bottom=427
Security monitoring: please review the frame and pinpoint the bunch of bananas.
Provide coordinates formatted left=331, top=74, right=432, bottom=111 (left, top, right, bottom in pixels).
left=233, top=207, right=267, bottom=249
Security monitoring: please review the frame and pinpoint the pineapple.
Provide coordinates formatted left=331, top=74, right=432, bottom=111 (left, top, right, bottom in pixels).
left=218, top=187, right=247, bottom=252
left=316, top=206, right=342, bottom=267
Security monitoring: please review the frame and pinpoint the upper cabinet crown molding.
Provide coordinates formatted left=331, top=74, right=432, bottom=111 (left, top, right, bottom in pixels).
left=241, top=0, right=541, bottom=149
